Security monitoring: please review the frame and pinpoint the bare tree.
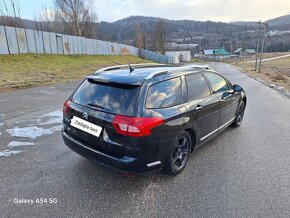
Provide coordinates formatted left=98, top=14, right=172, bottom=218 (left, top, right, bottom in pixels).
left=0, top=0, right=23, bottom=27
left=134, top=23, right=144, bottom=49
left=53, top=0, right=97, bottom=38
left=152, top=20, right=168, bottom=54
left=35, top=6, right=55, bottom=32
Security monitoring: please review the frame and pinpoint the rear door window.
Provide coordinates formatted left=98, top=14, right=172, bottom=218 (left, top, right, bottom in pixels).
left=146, top=77, right=182, bottom=109
left=204, top=72, right=229, bottom=93
left=185, top=73, right=211, bottom=101
left=71, top=79, right=140, bottom=116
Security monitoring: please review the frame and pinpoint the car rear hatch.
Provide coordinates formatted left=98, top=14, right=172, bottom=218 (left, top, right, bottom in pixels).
left=64, top=77, right=141, bottom=157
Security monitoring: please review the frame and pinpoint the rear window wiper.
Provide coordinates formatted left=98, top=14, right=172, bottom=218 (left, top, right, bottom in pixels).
left=87, top=102, right=110, bottom=111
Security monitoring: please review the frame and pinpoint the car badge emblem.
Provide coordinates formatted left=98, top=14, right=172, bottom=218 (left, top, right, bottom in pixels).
left=82, top=112, right=88, bottom=120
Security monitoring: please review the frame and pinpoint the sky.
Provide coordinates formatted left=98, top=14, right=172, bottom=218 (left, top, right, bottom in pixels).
left=17, top=0, right=290, bottom=23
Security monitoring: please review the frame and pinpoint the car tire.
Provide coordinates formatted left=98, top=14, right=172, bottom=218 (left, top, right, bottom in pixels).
left=231, top=101, right=245, bottom=127
left=164, top=131, right=192, bottom=175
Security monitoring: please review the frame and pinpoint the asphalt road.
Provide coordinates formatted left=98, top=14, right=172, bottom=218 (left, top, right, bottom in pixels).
left=1, top=63, right=290, bottom=217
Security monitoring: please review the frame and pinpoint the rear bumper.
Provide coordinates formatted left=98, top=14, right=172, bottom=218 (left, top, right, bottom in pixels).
left=62, top=131, right=162, bottom=174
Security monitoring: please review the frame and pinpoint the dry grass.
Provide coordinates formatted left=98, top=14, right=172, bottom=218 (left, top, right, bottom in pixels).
left=0, top=54, right=151, bottom=91
left=233, top=55, right=290, bottom=91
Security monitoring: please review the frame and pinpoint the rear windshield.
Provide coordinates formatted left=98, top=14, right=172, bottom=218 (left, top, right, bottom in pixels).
left=71, top=79, right=140, bottom=116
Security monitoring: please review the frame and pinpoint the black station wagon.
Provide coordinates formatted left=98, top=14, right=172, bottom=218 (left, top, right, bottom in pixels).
left=62, top=64, right=247, bottom=175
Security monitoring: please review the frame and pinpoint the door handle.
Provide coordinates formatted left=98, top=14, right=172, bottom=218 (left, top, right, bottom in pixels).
left=221, top=94, right=232, bottom=102
left=195, top=105, right=203, bottom=110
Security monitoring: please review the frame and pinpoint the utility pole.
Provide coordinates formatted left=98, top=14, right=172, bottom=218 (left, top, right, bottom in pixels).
left=259, top=23, right=268, bottom=72
left=255, top=20, right=262, bottom=71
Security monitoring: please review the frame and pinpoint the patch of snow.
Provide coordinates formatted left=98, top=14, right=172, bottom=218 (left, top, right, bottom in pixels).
left=270, top=84, right=276, bottom=88
left=41, top=109, right=62, bottom=118
left=34, top=90, right=56, bottom=95
left=0, top=149, right=22, bottom=158
left=39, top=109, right=63, bottom=125
left=6, top=125, right=63, bottom=139
left=41, top=117, right=62, bottom=125
left=7, top=141, right=35, bottom=148
left=0, top=114, right=4, bottom=127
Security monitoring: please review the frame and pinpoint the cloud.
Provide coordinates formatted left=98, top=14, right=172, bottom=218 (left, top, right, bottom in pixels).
left=93, top=0, right=290, bottom=22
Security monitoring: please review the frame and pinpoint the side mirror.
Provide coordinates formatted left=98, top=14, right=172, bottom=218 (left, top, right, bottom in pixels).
left=233, top=84, right=242, bottom=92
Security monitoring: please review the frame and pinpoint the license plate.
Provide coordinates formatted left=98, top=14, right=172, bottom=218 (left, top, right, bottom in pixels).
left=70, top=116, right=102, bottom=137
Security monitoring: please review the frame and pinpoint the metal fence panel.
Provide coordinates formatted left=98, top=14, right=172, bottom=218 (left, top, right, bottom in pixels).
left=139, top=49, right=171, bottom=63
left=86, top=38, right=92, bottom=55
left=42, top=31, right=51, bottom=53
left=34, top=30, right=44, bottom=53
left=16, top=28, right=28, bottom=53
left=72, top=36, right=79, bottom=54
left=116, top=43, right=120, bottom=55
left=91, top=39, right=97, bottom=55
left=5, top=26, right=19, bottom=54
left=108, top=42, right=113, bottom=55
left=104, top=41, right=109, bottom=55
left=120, top=45, right=130, bottom=55
left=95, top=40, right=101, bottom=55
left=100, top=40, right=104, bottom=55
left=25, top=29, right=36, bottom=53
left=62, top=35, right=69, bottom=54
left=0, top=25, right=174, bottom=62
left=56, top=34, right=63, bottom=54
left=77, top=37, right=82, bottom=54
left=68, top=35, right=74, bottom=54
left=81, top=37, right=86, bottom=54
left=101, top=41, right=105, bottom=55
left=100, top=41, right=105, bottom=55
left=49, top=32, right=57, bottom=54
left=0, top=26, right=9, bottom=54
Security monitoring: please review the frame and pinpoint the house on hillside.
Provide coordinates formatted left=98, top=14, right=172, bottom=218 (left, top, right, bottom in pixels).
left=234, top=48, right=245, bottom=56
left=203, top=49, right=214, bottom=56
left=245, top=49, right=256, bottom=55
left=234, top=48, right=256, bottom=58
left=203, top=48, right=230, bottom=60
left=213, top=48, right=231, bottom=61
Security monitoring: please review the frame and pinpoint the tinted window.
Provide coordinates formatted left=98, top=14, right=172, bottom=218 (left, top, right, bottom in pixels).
left=204, top=73, right=229, bottom=93
left=71, top=79, right=140, bottom=115
left=146, top=77, right=182, bottom=109
left=185, top=74, right=211, bottom=101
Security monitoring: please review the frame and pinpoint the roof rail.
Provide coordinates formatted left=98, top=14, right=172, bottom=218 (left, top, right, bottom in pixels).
left=146, top=64, right=212, bottom=79
left=95, top=63, right=169, bottom=73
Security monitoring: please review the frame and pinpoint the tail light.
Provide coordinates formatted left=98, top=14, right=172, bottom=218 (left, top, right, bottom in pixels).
left=112, top=115, right=164, bottom=137
left=63, top=100, right=71, bottom=116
